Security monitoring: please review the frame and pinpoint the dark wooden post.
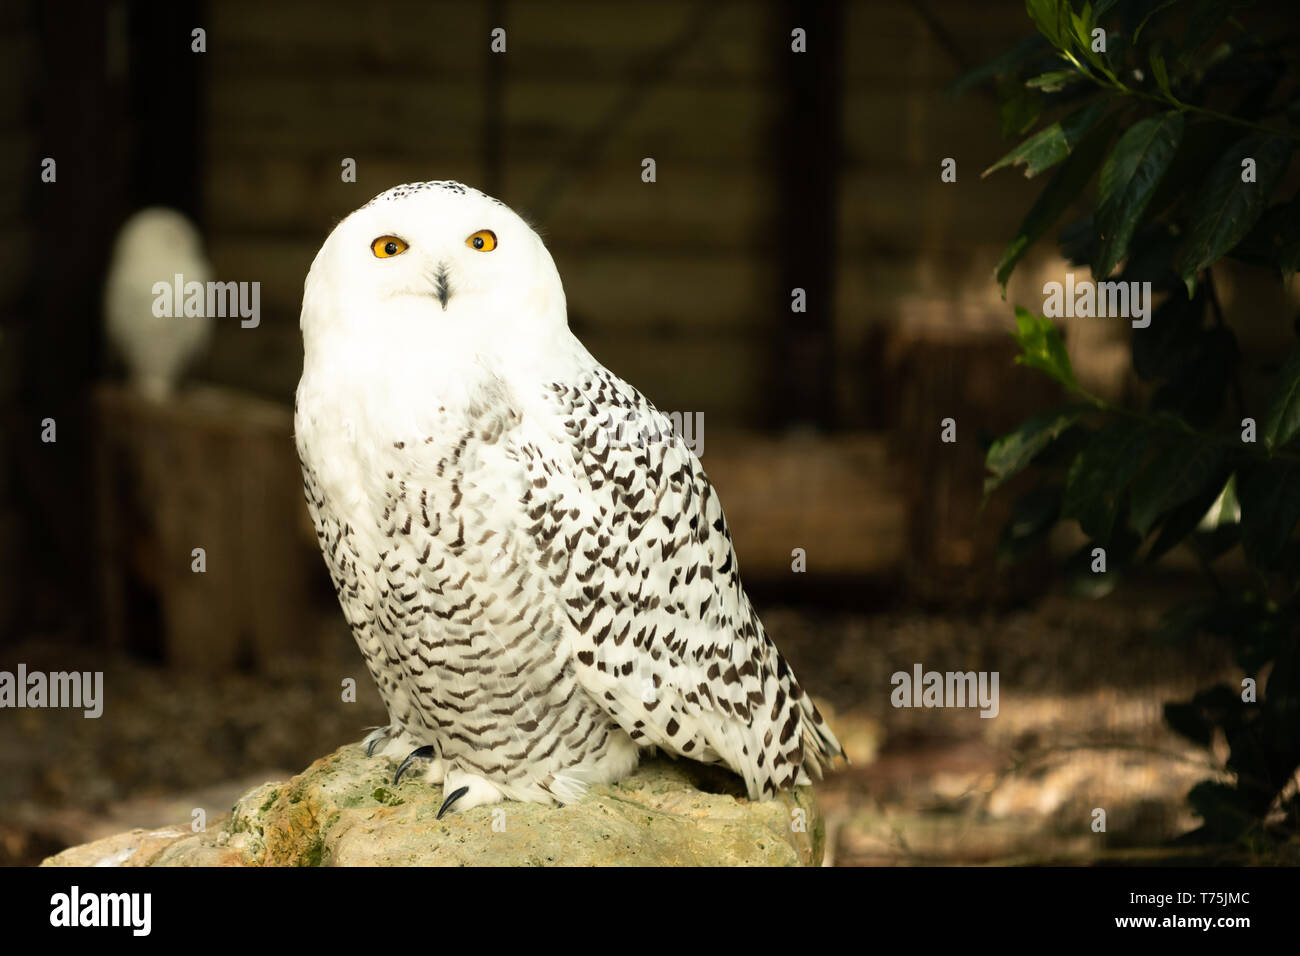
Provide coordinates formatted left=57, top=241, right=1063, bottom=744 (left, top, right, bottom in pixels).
left=125, top=0, right=205, bottom=217
left=19, top=0, right=204, bottom=646
left=768, top=0, right=843, bottom=431
left=20, top=1, right=126, bottom=641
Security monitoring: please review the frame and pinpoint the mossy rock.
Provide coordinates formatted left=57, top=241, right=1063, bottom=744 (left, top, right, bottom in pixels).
left=43, top=743, right=825, bottom=867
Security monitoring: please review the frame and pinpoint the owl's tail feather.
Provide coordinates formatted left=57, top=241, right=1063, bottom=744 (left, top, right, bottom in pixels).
left=542, top=771, right=591, bottom=806
left=801, top=697, right=848, bottom=778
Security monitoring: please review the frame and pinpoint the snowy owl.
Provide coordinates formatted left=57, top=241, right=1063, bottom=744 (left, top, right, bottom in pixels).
left=104, top=207, right=214, bottom=401
left=295, top=180, right=843, bottom=816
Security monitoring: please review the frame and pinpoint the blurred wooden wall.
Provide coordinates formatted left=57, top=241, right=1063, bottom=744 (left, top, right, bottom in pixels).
left=29, top=0, right=1291, bottom=651
left=0, top=3, right=34, bottom=638
left=185, top=0, right=1090, bottom=603
left=197, top=0, right=1067, bottom=429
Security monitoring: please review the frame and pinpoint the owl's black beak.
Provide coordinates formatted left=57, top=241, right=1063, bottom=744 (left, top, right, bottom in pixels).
left=433, top=262, right=451, bottom=310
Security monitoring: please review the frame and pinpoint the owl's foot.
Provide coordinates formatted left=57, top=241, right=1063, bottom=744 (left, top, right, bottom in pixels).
left=393, top=744, right=447, bottom=785
left=437, top=769, right=504, bottom=817
left=361, top=725, right=397, bottom=757
left=364, top=727, right=446, bottom=782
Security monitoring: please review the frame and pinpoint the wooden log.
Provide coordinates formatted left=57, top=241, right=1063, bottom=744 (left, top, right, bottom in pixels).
left=92, top=383, right=318, bottom=672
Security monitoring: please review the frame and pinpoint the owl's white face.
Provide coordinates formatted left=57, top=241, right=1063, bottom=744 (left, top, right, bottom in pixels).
left=300, top=182, right=569, bottom=363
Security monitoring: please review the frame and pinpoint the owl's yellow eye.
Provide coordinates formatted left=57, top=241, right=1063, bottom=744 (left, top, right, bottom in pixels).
left=371, top=236, right=408, bottom=258
left=466, top=229, right=497, bottom=252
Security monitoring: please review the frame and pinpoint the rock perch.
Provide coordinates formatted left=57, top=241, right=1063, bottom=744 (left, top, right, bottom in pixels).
left=42, top=742, right=825, bottom=866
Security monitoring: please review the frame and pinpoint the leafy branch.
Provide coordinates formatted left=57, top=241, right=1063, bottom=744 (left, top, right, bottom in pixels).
left=966, top=0, right=1300, bottom=850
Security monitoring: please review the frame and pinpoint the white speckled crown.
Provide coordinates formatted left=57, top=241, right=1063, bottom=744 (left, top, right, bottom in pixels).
left=363, top=179, right=506, bottom=208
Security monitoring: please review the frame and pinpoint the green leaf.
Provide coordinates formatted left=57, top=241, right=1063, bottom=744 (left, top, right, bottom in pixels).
left=1025, top=70, right=1081, bottom=92
left=1129, top=436, right=1227, bottom=537
left=1197, top=474, right=1239, bottom=532
left=1147, top=473, right=1230, bottom=562
left=996, top=485, right=1063, bottom=562
left=984, top=404, right=1089, bottom=493
left=1237, top=460, right=1300, bottom=567
left=1248, top=191, right=1300, bottom=281
left=1261, top=345, right=1300, bottom=451
left=946, top=35, right=1047, bottom=98
left=995, top=112, right=1117, bottom=289
left=1026, top=0, right=1072, bottom=49
left=1011, top=306, right=1080, bottom=391
left=1145, top=119, right=1238, bottom=222
left=1094, top=112, right=1185, bottom=277
left=1070, top=8, right=1092, bottom=52
left=983, top=99, right=1110, bottom=179
left=1071, top=3, right=1108, bottom=72
left=998, top=75, right=1045, bottom=138
left=1118, top=222, right=1179, bottom=284
left=1062, top=419, right=1150, bottom=541
left=1149, top=52, right=1176, bottom=103
left=1177, top=133, right=1294, bottom=296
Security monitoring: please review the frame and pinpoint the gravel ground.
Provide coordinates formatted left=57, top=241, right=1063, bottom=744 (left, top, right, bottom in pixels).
left=1, top=580, right=1278, bottom=866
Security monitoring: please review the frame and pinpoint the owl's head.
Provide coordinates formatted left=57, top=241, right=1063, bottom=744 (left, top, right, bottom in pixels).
left=300, top=181, right=567, bottom=356
left=111, top=207, right=208, bottom=264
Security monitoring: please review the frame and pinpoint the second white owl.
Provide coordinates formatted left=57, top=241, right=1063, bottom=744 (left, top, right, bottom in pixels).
left=104, top=207, right=214, bottom=401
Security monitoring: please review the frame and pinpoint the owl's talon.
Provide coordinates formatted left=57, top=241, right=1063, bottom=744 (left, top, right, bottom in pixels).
left=394, top=745, right=437, bottom=785
left=435, top=769, right=505, bottom=815
left=437, top=785, right=470, bottom=819
left=362, top=726, right=391, bottom=757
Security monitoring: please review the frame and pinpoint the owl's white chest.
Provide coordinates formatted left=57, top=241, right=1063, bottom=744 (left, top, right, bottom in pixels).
left=294, top=355, right=640, bottom=801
